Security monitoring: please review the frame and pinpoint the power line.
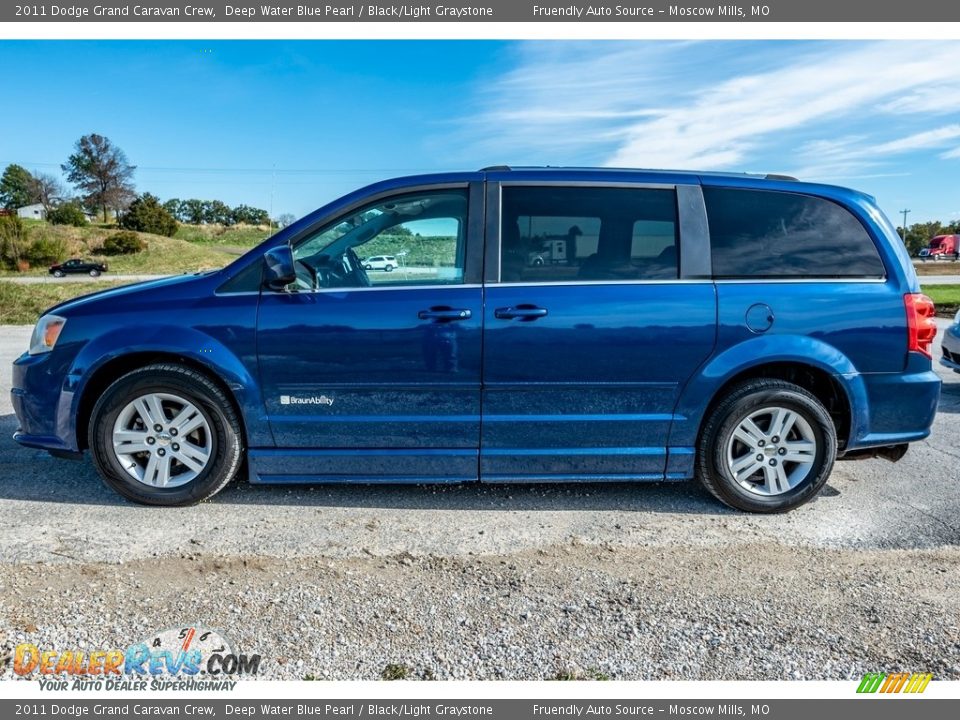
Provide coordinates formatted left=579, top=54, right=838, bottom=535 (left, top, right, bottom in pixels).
left=0, top=160, right=456, bottom=176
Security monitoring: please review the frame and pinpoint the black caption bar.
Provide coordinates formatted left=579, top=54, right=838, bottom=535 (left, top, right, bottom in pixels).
left=4, top=700, right=959, bottom=720
left=4, top=0, right=960, bottom=22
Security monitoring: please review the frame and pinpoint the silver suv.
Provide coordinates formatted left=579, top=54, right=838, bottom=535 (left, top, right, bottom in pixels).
left=363, top=255, right=397, bottom=272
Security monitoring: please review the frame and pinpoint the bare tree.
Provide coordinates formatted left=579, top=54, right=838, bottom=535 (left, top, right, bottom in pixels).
left=28, top=172, right=66, bottom=212
left=62, top=134, right=136, bottom=222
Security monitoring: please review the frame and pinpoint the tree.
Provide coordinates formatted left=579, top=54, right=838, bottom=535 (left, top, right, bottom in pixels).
left=28, top=172, right=65, bottom=211
left=181, top=199, right=205, bottom=224
left=47, top=202, right=88, bottom=227
left=0, top=216, right=29, bottom=269
left=120, top=193, right=177, bottom=237
left=205, top=199, right=232, bottom=225
left=277, top=213, right=297, bottom=228
left=163, top=198, right=183, bottom=221
left=0, top=164, right=34, bottom=210
left=103, top=230, right=146, bottom=255
left=62, top=134, right=136, bottom=222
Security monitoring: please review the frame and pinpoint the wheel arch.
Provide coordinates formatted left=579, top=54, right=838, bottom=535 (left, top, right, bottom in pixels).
left=67, top=324, right=270, bottom=452
left=75, top=351, right=248, bottom=452
left=674, top=336, right=869, bottom=454
left=695, top=361, right=853, bottom=452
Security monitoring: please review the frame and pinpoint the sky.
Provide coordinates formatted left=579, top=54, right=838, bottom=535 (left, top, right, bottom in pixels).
left=0, top=40, right=958, bottom=225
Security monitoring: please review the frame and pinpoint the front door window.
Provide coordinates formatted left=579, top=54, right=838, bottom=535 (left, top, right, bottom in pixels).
left=291, top=190, right=468, bottom=290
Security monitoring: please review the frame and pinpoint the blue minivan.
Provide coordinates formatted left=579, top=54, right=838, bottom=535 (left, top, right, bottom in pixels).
left=11, top=168, right=941, bottom=512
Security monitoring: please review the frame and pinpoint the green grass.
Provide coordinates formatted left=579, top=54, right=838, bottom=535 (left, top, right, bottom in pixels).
left=551, top=668, right=611, bottom=681
left=922, top=284, right=960, bottom=313
left=175, top=223, right=273, bottom=248
left=380, top=663, right=411, bottom=681
left=2, top=221, right=243, bottom=276
left=0, top=281, right=129, bottom=325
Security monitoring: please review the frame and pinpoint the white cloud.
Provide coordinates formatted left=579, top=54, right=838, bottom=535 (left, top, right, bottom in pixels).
left=457, top=41, right=960, bottom=176
left=942, top=146, right=960, bottom=160
left=872, top=125, right=960, bottom=154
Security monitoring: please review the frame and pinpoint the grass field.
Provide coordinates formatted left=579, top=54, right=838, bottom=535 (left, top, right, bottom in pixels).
left=922, top=284, right=960, bottom=315
left=3, top=221, right=251, bottom=276
left=0, top=281, right=129, bottom=325
left=174, top=223, right=273, bottom=247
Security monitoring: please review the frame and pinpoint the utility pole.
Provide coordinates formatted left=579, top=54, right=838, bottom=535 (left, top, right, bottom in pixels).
left=269, top=165, right=276, bottom=235
left=900, top=209, right=911, bottom=241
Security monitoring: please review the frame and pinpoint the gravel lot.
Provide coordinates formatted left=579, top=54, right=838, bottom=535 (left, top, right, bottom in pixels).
left=1, top=323, right=958, bottom=681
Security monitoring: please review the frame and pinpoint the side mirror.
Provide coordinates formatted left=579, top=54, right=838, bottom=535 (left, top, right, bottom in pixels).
left=263, top=245, right=296, bottom=290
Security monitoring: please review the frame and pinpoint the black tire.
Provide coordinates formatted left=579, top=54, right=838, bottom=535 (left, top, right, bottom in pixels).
left=53, top=270, right=64, bottom=278
left=696, top=379, right=837, bottom=513
left=89, top=269, right=100, bottom=277
left=385, top=264, right=394, bottom=272
left=88, top=364, right=244, bottom=506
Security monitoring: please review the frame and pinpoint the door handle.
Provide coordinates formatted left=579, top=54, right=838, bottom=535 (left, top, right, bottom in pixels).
left=418, top=307, right=473, bottom=322
left=494, top=305, right=549, bottom=321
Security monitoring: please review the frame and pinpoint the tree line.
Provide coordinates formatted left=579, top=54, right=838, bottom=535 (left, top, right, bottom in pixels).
left=0, top=133, right=276, bottom=235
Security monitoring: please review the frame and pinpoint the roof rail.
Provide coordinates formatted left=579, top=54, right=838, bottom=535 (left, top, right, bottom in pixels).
left=764, top=173, right=799, bottom=181
left=480, top=165, right=511, bottom=171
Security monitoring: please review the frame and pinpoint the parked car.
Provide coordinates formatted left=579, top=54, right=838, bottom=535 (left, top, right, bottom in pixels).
left=49, top=259, right=108, bottom=278
left=362, top=255, right=397, bottom=272
left=941, top=312, right=960, bottom=374
left=918, top=234, right=958, bottom=261
left=12, top=167, right=940, bottom=511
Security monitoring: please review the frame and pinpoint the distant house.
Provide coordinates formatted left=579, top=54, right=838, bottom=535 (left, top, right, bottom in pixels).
left=16, top=203, right=46, bottom=220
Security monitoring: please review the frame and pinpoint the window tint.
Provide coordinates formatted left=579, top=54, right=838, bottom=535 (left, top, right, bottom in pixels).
left=500, top=186, right=679, bottom=283
left=704, top=188, right=885, bottom=279
left=293, top=190, right=468, bottom=290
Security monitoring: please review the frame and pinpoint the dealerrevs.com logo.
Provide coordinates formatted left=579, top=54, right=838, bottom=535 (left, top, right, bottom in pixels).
left=12, top=626, right=261, bottom=691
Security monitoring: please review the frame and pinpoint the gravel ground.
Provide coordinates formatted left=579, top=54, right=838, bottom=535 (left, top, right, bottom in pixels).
left=2, top=547, right=959, bottom=682
left=1, top=323, right=958, bottom=681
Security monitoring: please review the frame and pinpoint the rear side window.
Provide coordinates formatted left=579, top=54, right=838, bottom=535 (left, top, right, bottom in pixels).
left=500, top=186, right=679, bottom=283
left=704, top=188, right=885, bottom=279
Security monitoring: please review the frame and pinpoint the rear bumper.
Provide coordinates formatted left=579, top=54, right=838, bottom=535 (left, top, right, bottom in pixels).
left=844, top=359, right=940, bottom=450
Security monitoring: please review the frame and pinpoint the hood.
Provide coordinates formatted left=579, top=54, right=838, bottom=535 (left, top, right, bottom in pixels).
left=44, top=272, right=218, bottom=317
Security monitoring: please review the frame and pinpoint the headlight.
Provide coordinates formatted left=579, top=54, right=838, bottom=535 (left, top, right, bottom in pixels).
left=29, top=315, right=66, bottom=355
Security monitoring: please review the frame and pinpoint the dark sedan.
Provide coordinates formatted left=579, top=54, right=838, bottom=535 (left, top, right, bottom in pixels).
left=49, top=259, right=108, bottom=278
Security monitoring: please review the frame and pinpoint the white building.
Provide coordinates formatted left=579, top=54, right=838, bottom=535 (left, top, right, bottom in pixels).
left=16, top=203, right=45, bottom=220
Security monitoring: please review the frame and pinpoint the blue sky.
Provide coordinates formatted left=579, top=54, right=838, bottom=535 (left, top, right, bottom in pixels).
left=1, top=40, right=958, bottom=224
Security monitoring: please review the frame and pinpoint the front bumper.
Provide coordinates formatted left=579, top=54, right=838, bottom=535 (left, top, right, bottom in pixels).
left=941, top=322, right=960, bottom=373
left=11, top=349, right=80, bottom=454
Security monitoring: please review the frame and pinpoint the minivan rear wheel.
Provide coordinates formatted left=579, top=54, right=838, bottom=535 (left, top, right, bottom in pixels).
left=88, top=364, right=243, bottom=506
left=696, top=379, right=837, bottom=513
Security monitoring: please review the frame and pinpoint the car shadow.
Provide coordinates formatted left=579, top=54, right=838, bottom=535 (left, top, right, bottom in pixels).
left=0, top=413, right=728, bottom=515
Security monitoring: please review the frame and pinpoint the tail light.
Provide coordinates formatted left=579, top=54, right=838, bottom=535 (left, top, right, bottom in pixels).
left=904, top=293, right=937, bottom=358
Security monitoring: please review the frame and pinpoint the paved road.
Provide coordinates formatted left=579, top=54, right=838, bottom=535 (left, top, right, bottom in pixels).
left=0, top=322, right=957, bottom=565
left=1, top=273, right=171, bottom=285
left=919, top=275, right=960, bottom=285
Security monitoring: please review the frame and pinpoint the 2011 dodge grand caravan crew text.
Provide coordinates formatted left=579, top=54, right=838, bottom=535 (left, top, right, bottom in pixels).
left=11, top=168, right=941, bottom=512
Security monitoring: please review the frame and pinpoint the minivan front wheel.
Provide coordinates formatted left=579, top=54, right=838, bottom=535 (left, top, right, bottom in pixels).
left=697, top=379, right=837, bottom=513
left=88, top=364, right=243, bottom=506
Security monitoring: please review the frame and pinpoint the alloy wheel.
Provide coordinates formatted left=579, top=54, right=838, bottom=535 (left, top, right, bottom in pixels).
left=111, top=392, right=213, bottom=488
